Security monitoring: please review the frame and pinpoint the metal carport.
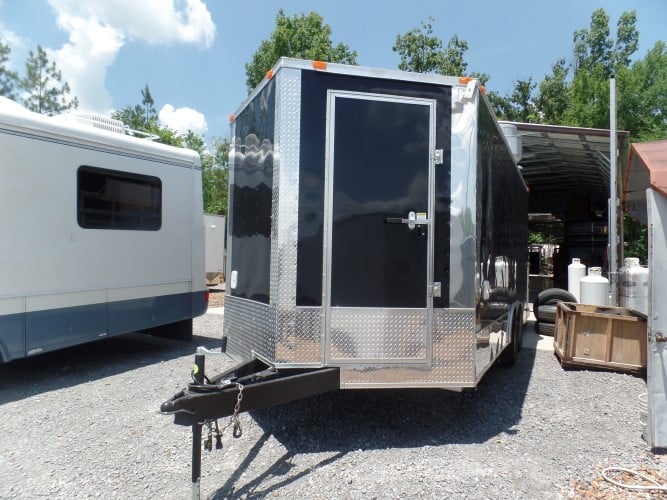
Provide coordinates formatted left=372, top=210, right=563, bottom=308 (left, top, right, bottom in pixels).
left=512, top=122, right=629, bottom=221
left=508, top=122, right=629, bottom=286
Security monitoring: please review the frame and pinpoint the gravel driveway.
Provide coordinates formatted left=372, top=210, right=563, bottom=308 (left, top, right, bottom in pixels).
left=0, top=312, right=662, bottom=499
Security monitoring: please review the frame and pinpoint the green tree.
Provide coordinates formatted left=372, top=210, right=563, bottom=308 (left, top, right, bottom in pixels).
left=545, top=9, right=661, bottom=262
left=18, top=45, right=78, bottom=114
left=112, top=84, right=158, bottom=131
left=245, top=10, right=357, bottom=91
left=183, top=131, right=229, bottom=215
left=202, top=138, right=230, bottom=215
left=616, top=42, right=667, bottom=142
left=0, top=39, right=18, bottom=99
left=112, top=84, right=184, bottom=146
left=535, top=59, right=569, bottom=123
left=393, top=18, right=489, bottom=85
left=488, top=77, right=537, bottom=122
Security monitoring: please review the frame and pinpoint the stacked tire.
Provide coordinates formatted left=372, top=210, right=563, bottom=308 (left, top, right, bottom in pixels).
left=533, top=288, right=577, bottom=336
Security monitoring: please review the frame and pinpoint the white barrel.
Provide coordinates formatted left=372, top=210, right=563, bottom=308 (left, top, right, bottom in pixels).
left=580, top=267, right=609, bottom=306
left=568, top=258, right=586, bottom=302
left=620, top=257, right=649, bottom=314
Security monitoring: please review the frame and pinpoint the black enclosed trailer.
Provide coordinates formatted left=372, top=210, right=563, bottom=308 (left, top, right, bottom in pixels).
left=162, top=58, right=529, bottom=497
left=222, top=58, right=528, bottom=387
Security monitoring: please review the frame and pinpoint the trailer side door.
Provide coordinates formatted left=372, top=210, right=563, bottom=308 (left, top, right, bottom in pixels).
left=323, top=91, right=436, bottom=365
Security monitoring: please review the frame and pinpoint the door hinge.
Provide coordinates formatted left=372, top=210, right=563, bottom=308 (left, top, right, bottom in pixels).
left=429, top=282, right=442, bottom=298
left=433, top=149, right=444, bottom=165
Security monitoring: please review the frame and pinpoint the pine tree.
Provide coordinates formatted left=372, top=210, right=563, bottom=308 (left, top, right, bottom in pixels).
left=0, top=39, right=18, bottom=100
left=18, top=45, right=78, bottom=115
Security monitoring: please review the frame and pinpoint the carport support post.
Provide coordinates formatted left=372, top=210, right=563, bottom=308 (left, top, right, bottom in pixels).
left=609, top=76, right=620, bottom=305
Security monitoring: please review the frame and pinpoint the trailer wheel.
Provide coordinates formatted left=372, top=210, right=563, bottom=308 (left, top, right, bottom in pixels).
left=536, top=304, right=558, bottom=323
left=532, top=288, right=576, bottom=314
left=142, top=318, right=193, bottom=341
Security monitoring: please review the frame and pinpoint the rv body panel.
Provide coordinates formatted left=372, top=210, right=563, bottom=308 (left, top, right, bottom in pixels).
left=204, top=214, right=226, bottom=285
left=0, top=98, right=206, bottom=362
left=224, top=59, right=527, bottom=389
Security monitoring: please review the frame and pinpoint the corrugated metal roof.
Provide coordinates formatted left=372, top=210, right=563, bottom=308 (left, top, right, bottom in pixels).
left=511, top=122, right=629, bottom=221
left=623, top=140, right=667, bottom=224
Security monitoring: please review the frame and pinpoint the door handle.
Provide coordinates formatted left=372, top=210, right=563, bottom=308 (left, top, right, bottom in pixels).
left=385, top=211, right=430, bottom=230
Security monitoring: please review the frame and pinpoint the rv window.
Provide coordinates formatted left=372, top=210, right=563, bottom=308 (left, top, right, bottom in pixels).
left=77, top=166, right=162, bottom=230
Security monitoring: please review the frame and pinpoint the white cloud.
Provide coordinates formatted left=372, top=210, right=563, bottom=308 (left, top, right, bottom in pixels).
left=51, top=15, right=124, bottom=112
left=45, top=0, right=215, bottom=113
left=48, top=0, right=215, bottom=47
left=158, top=103, right=207, bottom=136
left=0, top=24, right=26, bottom=71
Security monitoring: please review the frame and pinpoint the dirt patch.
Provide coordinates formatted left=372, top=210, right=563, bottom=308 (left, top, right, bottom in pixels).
left=207, top=288, right=225, bottom=308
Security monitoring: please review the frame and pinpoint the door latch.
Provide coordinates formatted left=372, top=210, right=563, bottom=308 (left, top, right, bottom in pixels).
left=433, top=149, right=444, bottom=165
left=385, top=211, right=430, bottom=230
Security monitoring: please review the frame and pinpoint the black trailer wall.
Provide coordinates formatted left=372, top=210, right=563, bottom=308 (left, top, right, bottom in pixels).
left=296, top=71, right=453, bottom=308
left=229, top=80, right=275, bottom=304
left=477, top=101, right=528, bottom=302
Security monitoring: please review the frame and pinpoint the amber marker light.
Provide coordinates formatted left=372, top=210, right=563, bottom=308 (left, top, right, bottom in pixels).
left=266, top=69, right=274, bottom=80
left=229, top=114, right=235, bottom=122
left=312, top=60, right=328, bottom=70
left=458, top=76, right=473, bottom=84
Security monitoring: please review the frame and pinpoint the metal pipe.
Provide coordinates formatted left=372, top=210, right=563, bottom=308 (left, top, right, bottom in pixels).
left=192, top=423, right=202, bottom=500
left=191, top=354, right=205, bottom=500
left=609, top=76, right=618, bottom=305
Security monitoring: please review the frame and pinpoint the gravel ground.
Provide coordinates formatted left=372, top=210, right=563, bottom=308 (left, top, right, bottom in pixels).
left=0, top=311, right=663, bottom=499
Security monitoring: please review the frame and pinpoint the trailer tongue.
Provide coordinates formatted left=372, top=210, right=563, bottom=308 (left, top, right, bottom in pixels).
left=161, top=348, right=339, bottom=499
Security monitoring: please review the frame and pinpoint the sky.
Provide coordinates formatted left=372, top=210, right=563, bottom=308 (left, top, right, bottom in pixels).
left=1, top=0, right=665, bottom=142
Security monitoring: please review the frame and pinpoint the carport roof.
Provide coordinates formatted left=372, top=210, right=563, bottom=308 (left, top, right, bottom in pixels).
left=510, top=122, right=629, bottom=220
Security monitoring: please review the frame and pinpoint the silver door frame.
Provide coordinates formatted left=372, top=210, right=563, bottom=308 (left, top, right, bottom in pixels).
left=322, top=90, right=437, bottom=365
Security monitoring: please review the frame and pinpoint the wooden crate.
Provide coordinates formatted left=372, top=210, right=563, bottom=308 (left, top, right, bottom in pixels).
left=554, top=302, right=647, bottom=373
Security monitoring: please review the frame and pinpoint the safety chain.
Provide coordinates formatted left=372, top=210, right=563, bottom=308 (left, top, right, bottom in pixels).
left=230, top=382, right=244, bottom=438
left=203, top=382, right=244, bottom=452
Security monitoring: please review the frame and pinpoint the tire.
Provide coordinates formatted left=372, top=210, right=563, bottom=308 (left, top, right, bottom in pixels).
left=533, top=288, right=577, bottom=314
left=537, top=321, right=555, bottom=336
left=536, top=304, right=557, bottom=323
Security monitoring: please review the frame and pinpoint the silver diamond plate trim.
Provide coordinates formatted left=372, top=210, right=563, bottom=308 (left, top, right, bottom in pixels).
left=328, top=308, right=429, bottom=363
left=224, top=296, right=275, bottom=361
left=339, top=308, right=475, bottom=387
left=275, top=307, right=323, bottom=365
left=271, top=68, right=301, bottom=311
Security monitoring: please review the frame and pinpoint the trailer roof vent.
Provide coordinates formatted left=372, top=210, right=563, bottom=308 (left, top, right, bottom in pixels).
left=54, top=112, right=159, bottom=140
left=499, top=121, right=523, bottom=163
left=55, top=113, right=127, bottom=134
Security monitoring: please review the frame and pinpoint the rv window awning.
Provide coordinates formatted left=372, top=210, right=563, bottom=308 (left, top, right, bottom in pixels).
left=511, top=122, right=629, bottom=221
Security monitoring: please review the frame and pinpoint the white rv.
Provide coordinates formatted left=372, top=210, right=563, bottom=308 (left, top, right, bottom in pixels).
left=0, top=97, right=208, bottom=362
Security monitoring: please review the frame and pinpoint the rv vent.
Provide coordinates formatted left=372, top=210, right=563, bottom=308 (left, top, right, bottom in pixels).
left=68, top=113, right=127, bottom=134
